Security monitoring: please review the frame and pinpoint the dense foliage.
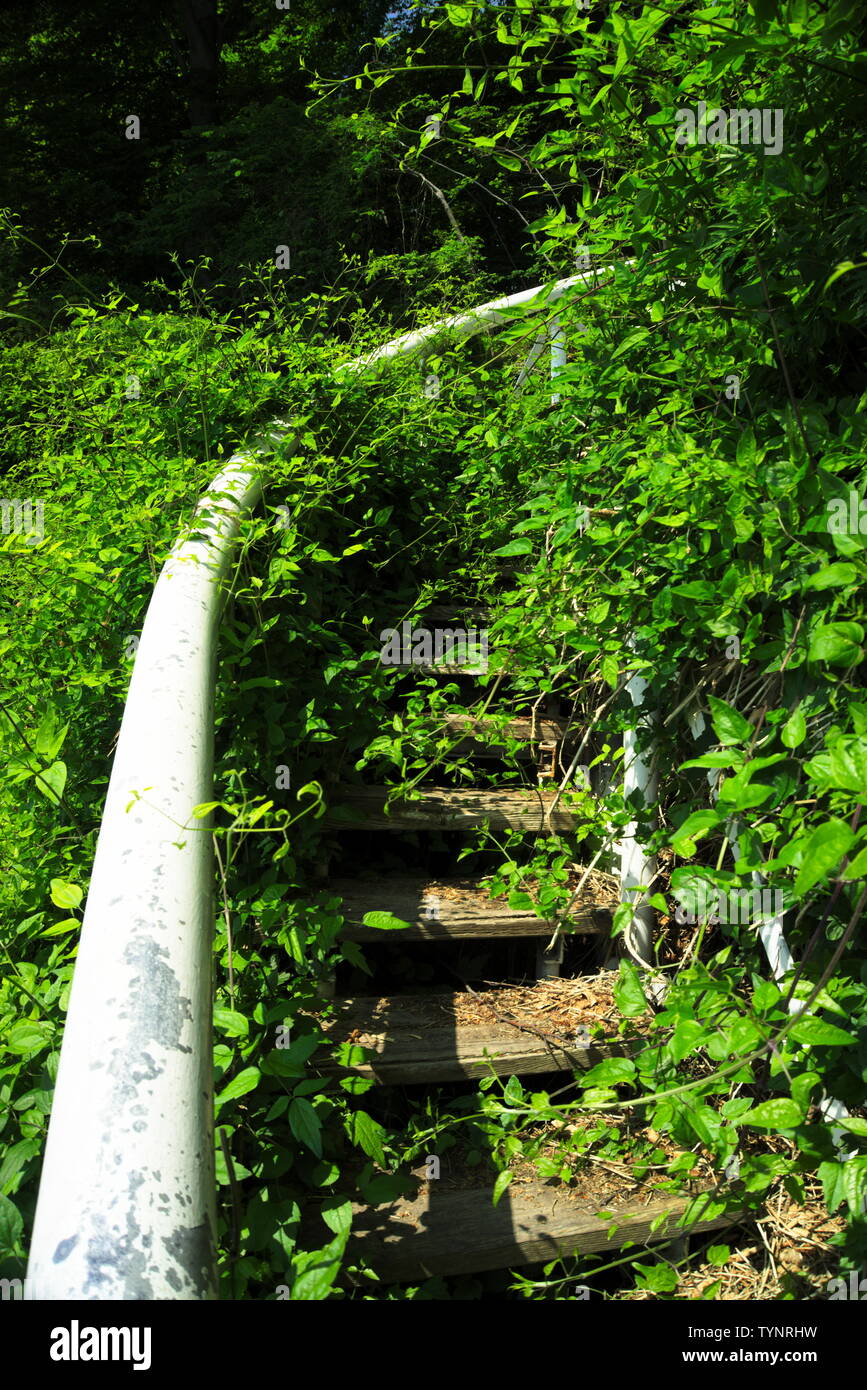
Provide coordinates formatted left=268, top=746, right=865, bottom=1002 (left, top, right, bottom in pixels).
left=1, top=0, right=866, bottom=1300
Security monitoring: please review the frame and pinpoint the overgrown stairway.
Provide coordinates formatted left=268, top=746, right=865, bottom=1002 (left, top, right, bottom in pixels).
left=302, top=610, right=733, bottom=1287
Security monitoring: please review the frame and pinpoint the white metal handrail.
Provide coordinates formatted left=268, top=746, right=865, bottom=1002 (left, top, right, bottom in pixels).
left=24, top=265, right=635, bottom=1299
left=24, top=431, right=292, bottom=1300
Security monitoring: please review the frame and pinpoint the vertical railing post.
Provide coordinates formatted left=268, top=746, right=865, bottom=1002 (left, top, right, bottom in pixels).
left=616, top=641, right=659, bottom=975
left=549, top=316, right=566, bottom=405
left=730, top=819, right=853, bottom=1154
left=535, top=316, right=569, bottom=981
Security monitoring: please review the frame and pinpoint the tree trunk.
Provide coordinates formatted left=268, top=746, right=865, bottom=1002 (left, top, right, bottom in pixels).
left=179, top=0, right=221, bottom=129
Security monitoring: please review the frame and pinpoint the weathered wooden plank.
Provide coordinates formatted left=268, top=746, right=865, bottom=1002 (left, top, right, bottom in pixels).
left=341, top=1182, right=735, bottom=1282
left=422, top=714, right=575, bottom=763
left=386, top=661, right=490, bottom=674
left=330, top=875, right=609, bottom=939
left=326, top=786, right=581, bottom=832
left=443, top=714, right=572, bottom=743
left=317, top=992, right=624, bottom=1082
left=422, top=605, right=492, bottom=624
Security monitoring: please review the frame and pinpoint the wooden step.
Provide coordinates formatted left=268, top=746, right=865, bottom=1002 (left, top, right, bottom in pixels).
left=330, top=876, right=609, bottom=940
left=422, top=605, right=491, bottom=624
left=327, top=786, right=582, bottom=832
left=436, top=713, right=572, bottom=760
left=317, top=987, right=626, bottom=1082
left=383, top=663, right=491, bottom=677
left=337, top=1180, right=734, bottom=1282
left=443, top=713, right=572, bottom=744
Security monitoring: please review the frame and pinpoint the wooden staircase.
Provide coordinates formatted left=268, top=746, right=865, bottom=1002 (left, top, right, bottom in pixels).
left=307, top=611, right=732, bottom=1286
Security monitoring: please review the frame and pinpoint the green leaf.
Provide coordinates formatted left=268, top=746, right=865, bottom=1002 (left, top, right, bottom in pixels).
left=214, top=1147, right=253, bottom=1187
left=581, top=1057, right=636, bottom=1087
left=612, top=38, right=629, bottom=78
left=808, top=622, right=864, bottom=665
left=289, top=1097, right=323, bottom=1158
left=679, top=752, right=741, bottom=769
left=789, top=1016, right=854, bottom=1047
left=35, top=707, right=68, bottom=761
left=833, top=1117, right=867, bottom=1137
left=818, top=1160, right=847, bottom=1212
left=4, top=1022, right=53, bottom=1056
left=707, top=696, right=752, bottom=745
left=818, top=1157, right=867, bottom=1218
left=507, top=890, right=535, bottom=911
left=357, top=1172, right=407, bottom=1204
left=843, top=1159, right=867, bottom=1213
left=215, top=1066, right=260, bottom=1112
left=360, top=911, right=411, bottom=931
left=803, top=562, right=858, bottom=590
left=349, top=1110, right=387, bottom=1166
left=824, top=259, right=861, bottom=291
left=290, top=1231, right=347, bottom=1300
left=698, top=266, right=723, bottom=300
left=36, top=761, right=67, bottom=803
left=48, top=878, right=80, bottom=911
left=780, top=707, right=806, bottom=749
left=828, top=736, right=867, bottom=792
left=736, top=428, right=757, bottom=467
left=212, top=1007, right=249, bottom=1038
left=684, top=1103, right=722, bottom=1146
left=612, top=327, right=651, bottom=360
left=634, top=1260, right=678, bottom=1292
left=0, top=1138, right=40, bottom=1196
left=752, top=979, right=782, bottom=1014
left=670, top=1018, right=707, bottom=1063
left=492, top=1170, right=513, bottom=1207
left=738, top=1098, right=803, bottom=1129
left=613, top=958, right=648, bottom=1017
left=727, top=1016, right=763, bottom=1053
left=716, top=769, right=775, bottom=812
left=262, top=1034, right=321, bottom=1076
left=0, top=1193, right=23, bottom=1251
left=790, top=986, right=845, bottom=1018
left=39, top=917, right=80, bottom=938
left=600, top=652, right=619, bottom=689
left=842, top=841, right=867, bottom=880
left=490, top=539, right=532, bottom=557
left=308, top=1161, right=340, bottom=1188
left=790, top=1071, right=821, bottom=1112
left=671, top=809, right=721, bottom=854
left=503, top=1074, right=524, bottom=1105
left=321, top=1197, right=352, bottom=1238
left=792, top=820, right=854, bottom=896
left=583, top=1087, right=618, bottom=1107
